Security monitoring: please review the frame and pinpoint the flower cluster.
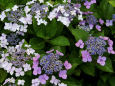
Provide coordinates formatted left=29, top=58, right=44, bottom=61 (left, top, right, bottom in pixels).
left=48, top=3, right=83, bottom=26
left=75, top=36, right=115, bottom=66
left=32, top=49, right=72, bottom=85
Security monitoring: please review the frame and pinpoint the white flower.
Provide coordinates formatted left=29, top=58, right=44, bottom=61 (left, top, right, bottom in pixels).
left=48, top=9, right=57, bottom=21
left=18, top=80, right=25, bottom=86
left=25, top=44, right=31, bottom=48
left=0, top=11, right=6, bottom=21
left=50, top=75, right=60, bottom=85
left=5, top=8, right=11, bottom=12
left=23, top=63, right=31, bottom=72
left=39, top=0, right=44, bottom=3
left=3, top=77, right=15, bottom=85
left=19, top=14, right=32, bottom=25
left=10, top=67, right=16, bottom=75
left=4, top=23, right=20, bottom=32
left=12, top=5, right=18, bottom=11
left=58, top=83, right=67, bottom=86
left=20, top=25, right=28, bottom=32
left=24, top=6, right=31, bottom=14
left=63, top=0, right=67, bottom=3
left=46, top=2, right=53, bottom=7
left=57, top=16, right=70, bottom=27
left=32, top=78, right=40, bottom=86
left=26, top=48, right=35, bottom=55
left=15, top=68, right=24, bottom=77
left=70, top=10, right=76, bottom=16
left=78, top=14, right=83, bottom=21
left=0, top=33, right=9, bottom=48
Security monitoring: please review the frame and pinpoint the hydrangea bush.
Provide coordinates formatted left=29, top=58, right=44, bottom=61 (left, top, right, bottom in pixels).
left=0, top=0, right=115, bottom=86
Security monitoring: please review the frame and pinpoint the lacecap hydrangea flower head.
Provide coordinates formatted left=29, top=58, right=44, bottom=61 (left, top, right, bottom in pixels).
left=32, top=49, right=72, bottom=85
left=75, top=36, right=115, bottom=66
left=0, top=38, right=38, bottom=77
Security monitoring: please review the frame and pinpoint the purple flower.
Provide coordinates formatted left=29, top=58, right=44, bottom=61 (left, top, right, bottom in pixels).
left=81, top=50, right=92, bottom=62
left=107, top=47, right=115, bottom=54
left=84, top=1, right=91, bottom=9
left=39, top=74, right=49, bottom=84
left=97, top=56, right=106, bottom=66
left=99, top=19, right=104, bottom=25
left=75, top=40, right=84, bottom=48
left=106, top=20, right=113, bottom=27
left=108, top=39, right=113, bottom=47
left=96, top=25, right=101, bottom=31
left=91, top=0, right=96, bottom=4
left=79, top=20, right=86, bottom=25
left=99, top=36, right=109, bottom=41
left=59, top=70, right=67, bottom=79
left=64, top=61, right=72, bottom=70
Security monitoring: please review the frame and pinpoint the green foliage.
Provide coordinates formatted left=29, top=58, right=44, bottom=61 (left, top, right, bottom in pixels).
left=49, top=36, right=70, bottom=46
left=0, top=69, right=7, bottom=83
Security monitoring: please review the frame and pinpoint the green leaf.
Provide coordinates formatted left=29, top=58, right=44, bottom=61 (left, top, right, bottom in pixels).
left=49, top=36, right=70, bottom=46
left=0, top=69, right=7, bottom=83
left=108, top=1, right=115, bottom=7
left=80, top=63, right=95, bottom=76
left=33, top=19, right=58, bottom=39
left=29, top=38, right=45, bottom=50
left=71, top=29, right=89, bottom=41
left=96, top=58, right=113, bottom=72
left=109, top=76, right=115, bottom=86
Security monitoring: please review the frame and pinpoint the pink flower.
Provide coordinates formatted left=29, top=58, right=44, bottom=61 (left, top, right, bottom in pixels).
left=99, top=19, right=104, bottom=25
left=46, top=49, right=54, bottom=53
left=75, top=40, right=84, bottom=48
left=97, top=56, right=106, bottom=66
left=59, top=70, right=67, bottom=79
left=107, top=47, right=115, bottom=54
left=64, top=61, right=72, bottom=70
left=81, top=50, right=92, bottom=62
left=56, top=50, right=64, bottom=56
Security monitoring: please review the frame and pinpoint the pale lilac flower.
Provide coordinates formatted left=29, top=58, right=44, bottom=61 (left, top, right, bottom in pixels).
left=15, top=68, right=24, bottom=77
left=96, top=25, right=101, bottom=31
left=59, top=70, right=67, bottom=79
left=23, top=63, right=31, bottom=72
left=81, top=50, right=92, bottom=62
left=89, top=24, right=94, bottom=29
left=0, top=11, right=6, bottom=21
left=50, top=75, right=60, bottom=85
left=99, top=18, right=104, bottom=25
left=26, top=48, right=35, bottom=55
left=58, top=83, right=67, bottom=86
left=17, top=80, right=25, bottom=86
left=12, top=5, right=18, bottom=11
left=32, top=78, right=40, bottom=86
left=75, top=40, right=84, bottom=48
left=106, top=20, right=113, bottom=26
left=24, top=6, right=31, bottom=14
left=68, top=0, right=71, bottom=3
left=97, top=56, right=106, bottom=66
left=38, top=74, right=49, bottom=84
left=19, top=14, right=32, bottom=25
left=56, top=50, right=64, bottom=56
left=3, top=77, right=15, bottom=85
left=64, top=61, right=72, bottom=70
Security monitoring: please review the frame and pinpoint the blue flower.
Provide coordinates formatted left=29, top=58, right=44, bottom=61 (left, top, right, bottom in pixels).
left=85, top=37, right=107, bottom=55
left=40, top=53, right=63, bottom=74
